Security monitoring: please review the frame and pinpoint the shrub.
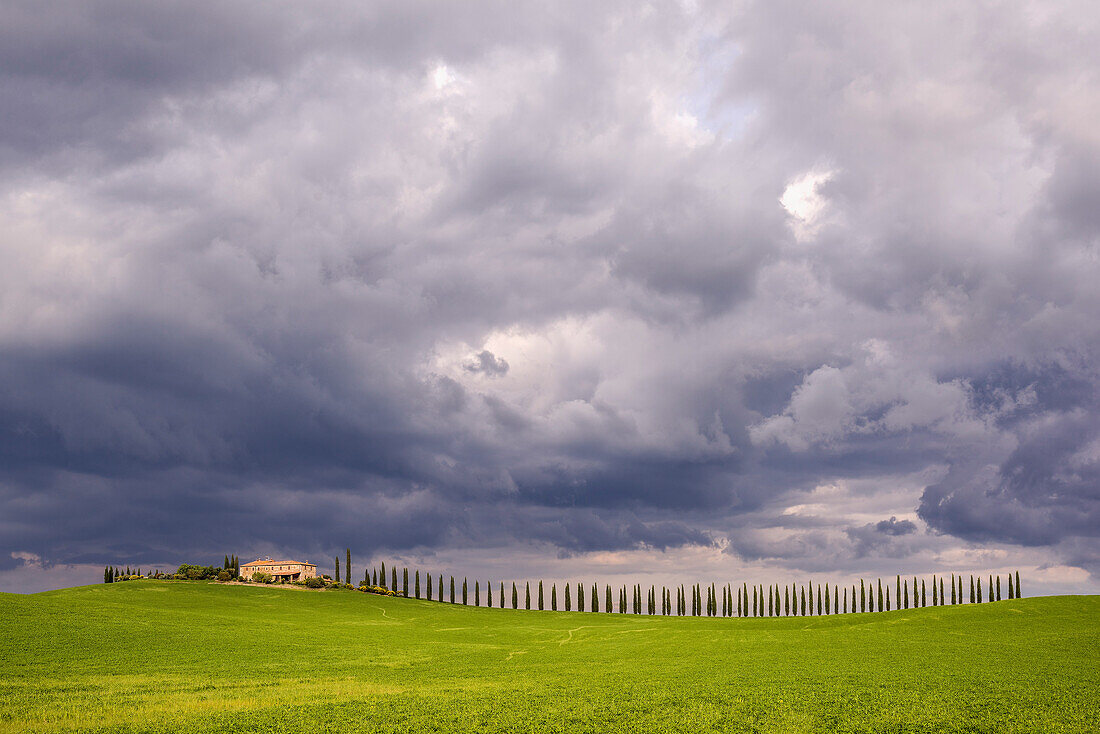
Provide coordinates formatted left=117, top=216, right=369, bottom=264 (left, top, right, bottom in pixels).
left=360, top=585, right=397, bottom=596
left=216, top=570, right=232, bottom=582
left=252, top=572, right=274, bottom=584
left=176, top=564, right=216, bottom=580
left=305, top=577, right=325, bottom=589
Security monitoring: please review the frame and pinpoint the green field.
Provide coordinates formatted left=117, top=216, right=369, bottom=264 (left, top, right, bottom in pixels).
left=1, top=582, right=1096, bottom=733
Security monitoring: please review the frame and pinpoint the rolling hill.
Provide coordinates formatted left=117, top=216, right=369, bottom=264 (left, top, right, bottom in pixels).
left=1, top=581, right=1096, bottom=732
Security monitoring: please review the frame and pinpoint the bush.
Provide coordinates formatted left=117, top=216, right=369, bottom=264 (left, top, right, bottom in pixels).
left=252, top=572, right=273, bottom=584
left=216, top=570, right=232, bottom=581
left=360, top=585, right=397, bottom=596
left=304, top=577, right=326, bottom=588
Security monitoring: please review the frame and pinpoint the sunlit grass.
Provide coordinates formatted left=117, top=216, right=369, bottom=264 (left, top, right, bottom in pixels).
left=1, top=582, right=1096, bottom=732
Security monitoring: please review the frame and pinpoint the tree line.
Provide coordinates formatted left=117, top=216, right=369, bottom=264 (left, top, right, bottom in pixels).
left=352, top=561, right=1025, bottom=616
left=101, top=549, right=1024, bottom=618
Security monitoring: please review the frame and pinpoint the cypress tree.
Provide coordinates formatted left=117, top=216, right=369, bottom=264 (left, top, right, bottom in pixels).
left=991, top=575, right=996, bottom=602
left=877, top=579, right=883, bottom=612
left=970, top=575, right=975, bottom=604
left=593, top=583, right=599, bottom=613
left=711, top=584, right=717, bottom=616
left=885, top=586, right=891, bottom=611
left=860, top=579, right=866, bottom=612
left=426, top=573, right=433, bottom=600
left=736, top=586, right=741, bottom=617
left=920, top=579, right=925, bottom=607
left=843, top=587, right=847, bottom=614
left=800, top=585, right=806, bottom=616
left=639, top=585, right=644, bottom=615
left=784, top=585, right=790, bottom=616
left=392, top=567, right=398, bottom=591
left=538, top=581, right=544, bottom=610
left=501, top=581, right=506, bottom=608
left=565, top=583, right=571, bottom=611
left=1008, top=574, right=1014, bottom=599
left=939, top=576, right=944, bottom=605
left=551, top=584, right=557, bottom=611
left=579, top=583, right=585, bottom=612
left=1016, top=570, right=1021, bottom=598
left=373, top=569, right=378, bottom=586
left=512, top=582, right=518, bottom=609
left=977, top=576, right=982, bottom=603
left=403, top=568, right=409, bottom=597
left=932, top=576, right=937, bottom=606
left=824, top=584, right=830, bottom=615
left=606, top=585, right=612, bottom=613
left=951, top=574, right=956, bottom=604
left=441, top=574, right=445, bottom=601
left=460, top=578, right=466, bottom=605
left=415, top=570, right=421, bottom=598
left=450, top=576, right=455, bottom=603
left=334, top=557, right=340, bottom=584
left=525, top=582, right=531, bottom=610
left=475, top=580, right=480, bottom=607
left=224, top=555, right=230, bottom=570
left=487, top=580, right=492, bottom=607
left=903, top=579, right=909, bottom=609
left=346, top=549, right=352, bottom=586
left=818, top=584, right=823, bottom=615
left=381, top=562, right=386, bottom=588
left=620, top=587, right=627, bottom=614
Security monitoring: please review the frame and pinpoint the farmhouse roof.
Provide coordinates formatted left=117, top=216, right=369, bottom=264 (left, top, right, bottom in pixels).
left=240, top=558, right=315, bottom=567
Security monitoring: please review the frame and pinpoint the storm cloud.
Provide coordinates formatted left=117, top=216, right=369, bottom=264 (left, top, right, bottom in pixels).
left=2, top=0, right=1098, bottom=593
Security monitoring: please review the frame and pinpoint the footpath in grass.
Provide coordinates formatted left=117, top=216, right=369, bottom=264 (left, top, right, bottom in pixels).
left=0, top=582, right=1097, bottom=733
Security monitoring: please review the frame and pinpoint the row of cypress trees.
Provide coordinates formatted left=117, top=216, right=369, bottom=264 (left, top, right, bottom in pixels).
left=356, top=563, right=1023, bottom=616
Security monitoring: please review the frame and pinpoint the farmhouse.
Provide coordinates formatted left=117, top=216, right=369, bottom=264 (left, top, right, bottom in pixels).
left=239, top=557, right=318, bottom=581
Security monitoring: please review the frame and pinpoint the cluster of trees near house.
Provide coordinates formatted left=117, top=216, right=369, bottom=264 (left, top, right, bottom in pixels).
left=104, top=555, right=243, bottom=583
left=348, top=555, right=1024, bottom=616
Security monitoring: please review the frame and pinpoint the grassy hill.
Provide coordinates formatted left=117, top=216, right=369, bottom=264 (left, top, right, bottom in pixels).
left=0, top=582, right=1096, bottom=733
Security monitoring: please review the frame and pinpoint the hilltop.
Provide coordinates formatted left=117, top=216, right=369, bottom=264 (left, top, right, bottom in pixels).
left=1, top=582, right=1097, bottom=733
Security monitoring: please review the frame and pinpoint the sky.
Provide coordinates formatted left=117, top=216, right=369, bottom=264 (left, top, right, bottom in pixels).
left=2, top=0, right=1098, bottom=596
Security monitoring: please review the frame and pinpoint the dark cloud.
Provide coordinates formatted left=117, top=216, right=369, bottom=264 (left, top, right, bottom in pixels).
left=1, top=0, right=1099, bottom=592
left=875, top=517, right=917, bottom=536
left=465, top=350, right=509, bottom=377
left=918, top=400, right=1100, bottom=547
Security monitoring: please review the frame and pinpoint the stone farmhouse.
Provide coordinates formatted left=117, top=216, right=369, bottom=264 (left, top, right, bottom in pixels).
left=239, top=557, right=318, bottom=581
